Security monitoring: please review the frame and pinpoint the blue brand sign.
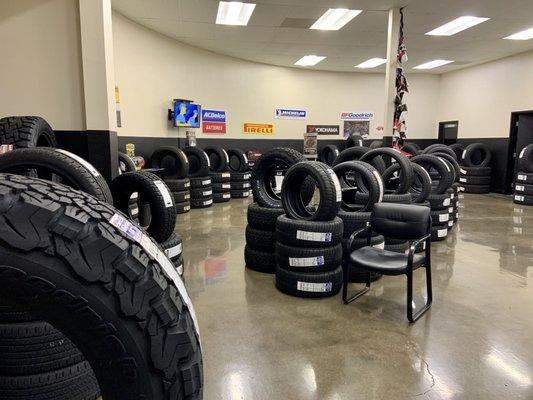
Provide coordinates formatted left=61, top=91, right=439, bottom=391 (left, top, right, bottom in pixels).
left=202, top=109, right=226, bottom=123
left=275, top=108, right=307, bottom=120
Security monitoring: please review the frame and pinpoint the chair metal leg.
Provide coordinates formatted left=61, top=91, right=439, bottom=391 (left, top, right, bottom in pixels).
left=343, top=269, right=371, bottom=304
left=407, top=263, right=433, bottom=323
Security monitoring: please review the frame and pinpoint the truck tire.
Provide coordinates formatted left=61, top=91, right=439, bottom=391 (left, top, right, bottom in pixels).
left=204, top=146, right=229, bottom=173
left=227, top=149, right=248, bottom=172
left=0, top=116, right=57, bottom=149
left=149, top=146, right=189, bottom=179
left=183, top=147, right=210, bottom=177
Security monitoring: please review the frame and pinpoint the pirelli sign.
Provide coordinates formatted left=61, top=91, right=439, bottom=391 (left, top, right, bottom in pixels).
left=243, top=123, right=274, bottom=135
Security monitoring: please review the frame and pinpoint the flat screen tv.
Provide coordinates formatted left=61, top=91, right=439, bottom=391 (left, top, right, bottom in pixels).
left=173, top=102, right=201, bottom=128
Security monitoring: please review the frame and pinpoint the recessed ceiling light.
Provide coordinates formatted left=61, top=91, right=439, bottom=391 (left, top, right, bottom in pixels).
left=355, top=58, right=387, bottom=68
left=504, top=27, right=533, bottom=40
left=216, top=1, right=256, bottom=26
left=426, top=16, right=489, bottom=36
left=310, top=8, right=362, bottom=31
left=414, top=60, right=454, bottom=70
left=294, top=55, right=326, bottom=66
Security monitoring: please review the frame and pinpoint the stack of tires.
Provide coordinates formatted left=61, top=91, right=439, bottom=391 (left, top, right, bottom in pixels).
left=183, top=147, right=213, bottom=209
left=149, top=146, right=191, bottom=215
left=411, top=153, right=455, bottom=242
left=333, top=160, right=385, bottom=282
left=204, top=146, right=231, bottom=203
left=514, top=144, right=533, bottom=206
left=228, top=149, right=251, bottom=199
left=275, top=161, right=344, bottom=298
left=245, top=148, right=310, bottom=273
left=458, top=143, right=492, bottom=194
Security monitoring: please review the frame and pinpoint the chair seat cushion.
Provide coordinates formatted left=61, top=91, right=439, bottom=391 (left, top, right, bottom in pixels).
left=349, top=246, right=425, bottom=275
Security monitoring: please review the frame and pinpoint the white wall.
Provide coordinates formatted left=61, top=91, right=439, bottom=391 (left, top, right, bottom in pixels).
left=437, top=50, right=533, bottom=139
left=112, top=13, right=440, bottom=140
left=0, top=0, right=85, bottom=130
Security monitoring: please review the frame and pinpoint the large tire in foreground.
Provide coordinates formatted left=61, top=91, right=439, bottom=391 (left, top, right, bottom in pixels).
left=0, top=173, right=202, bottom=400
left=0, top=116, right=57, bottom=149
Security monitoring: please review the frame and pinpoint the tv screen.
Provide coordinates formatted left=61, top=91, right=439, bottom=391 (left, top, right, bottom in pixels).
left=173, top=102, right=201, bottom=128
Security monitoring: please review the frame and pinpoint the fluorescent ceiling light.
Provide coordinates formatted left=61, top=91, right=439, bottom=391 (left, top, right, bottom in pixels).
left=504, top=27, right=533, bottom=40
left=426, top=16, right=489, bottom=36
left=294, top=55, right=326, bottom=66
left=355, top=58, right=387, bottom=68
left=216, top=1, right=256, bottom=26
left=310, top=8, right=362, bottom=30
left=414, top=60, right=454, bottom=70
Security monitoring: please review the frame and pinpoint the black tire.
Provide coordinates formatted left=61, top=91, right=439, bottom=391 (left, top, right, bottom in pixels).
left=230, top=172, right=251, bottom=182
left=431, top=209, right=450, bottom=225
left=282, top=161, right=341, bottom=221
left=431, top=225, right=448, bottom=241
left=190, top=187, right=213, bottom=199
left=338, top=210, right=371, bottom=237
left=411, top=154, right=454, bottom=194
left=462, top=143, right=492, bottom=167
left=518, top=144, right=533, bottom=173
left=276, top=215, right=343, bottom=247
left=368, top=140, right=382, bottom=149
left=212, top=192, right=231, bottom=203
left=175, top=201, right=191, bottom=214
left=422, top=144, right=447, bottom=154
left=275, top=266, right=342, bottom=298
left=459, top=175, right=491, bottom=185
left=190, top=176, right=212, bottom=188
left=251, top=147, right=312, bottom=208
left=227, top=149, right=249, bottom=172
left=245, top=225, right=276, bottom=252
left=210, top=171, right=231, bottom=183
left=118, top=152, right=136, bottom=173
left=160, top=233, right=182, bottom=260
left=461, top=184, right=490, bottom=194
left=183, top=147, right=210, bottom=177
left=434, top=152, right=460, bottom=181
left=401, top=142, right=420, bottom=156
left=515, top=171, right=533, bottom=184
left=231, top=181, right=251, bottom=190
left=425, top=145, right=458, bottom=161
left=0, top=320, right=85, bottom=375
left=0, top=174, right=202, bottom=399
left=515, top=183, right=533, bottom=195
left=318, top=145, right=339, bottom=166
left=244, top=246, right=276, bottom=273
left=247, top=203, right=285, bottom=231
left=276, top=242, right=342, bottom=272
left=360, top=148, right=413, bottom=193
left=0, top=148, right=112, bottom=203
left=333, top=146, right=385, bottom=173
left=204, top=146, right=229, bottom=172
left=165, top=177, right=190, bottom=191
left=0, top=116, right=57, bottom=149
left=346, top=134, right=364, bottom=148
left=149, top=146, right=189, bottom=179
left=172, top=190, right=190, bottom=203
left=190, top=196, right=213, bottom=208
left=0, top=361, right=100, bottom=400
left=513, top=193, right=533, bottom=205
left=230, top=189, right=251, bottom=198
left=458, top=166, right=491, bottom=176
left=382, top=162, right=431, bottom=203
left=449, top=143, right=465, bottom=161
left=0, top=303, right=36, bottom=323
left=333, top=161, right=384, bottom=212
left=427, top=192, right=452, bottom=210
left=110, top=171, right=176, bottom=242
left=212, top=182, right=231, bottom=192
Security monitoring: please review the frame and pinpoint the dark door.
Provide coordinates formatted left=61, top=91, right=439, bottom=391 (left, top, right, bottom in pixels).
left=515, top=115, right=533, bottom=172
left=438, top=121, right=458, bottom=145
left=506, top=112, right=533, bottom=193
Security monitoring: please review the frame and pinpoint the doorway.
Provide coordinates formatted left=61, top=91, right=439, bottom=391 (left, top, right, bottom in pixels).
left=505, top=111, right=533, bottom=194
left=438, top=121, right=458, bottom=145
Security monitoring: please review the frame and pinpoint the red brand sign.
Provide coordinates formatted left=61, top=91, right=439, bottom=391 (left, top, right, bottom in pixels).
left=202, top=122, right=226, bottom=134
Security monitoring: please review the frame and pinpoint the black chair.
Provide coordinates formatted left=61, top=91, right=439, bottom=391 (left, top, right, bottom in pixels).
left=343, top=203, right=432, bottom=323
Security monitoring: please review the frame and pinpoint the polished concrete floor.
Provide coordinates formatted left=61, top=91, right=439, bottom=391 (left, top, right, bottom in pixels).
left=176, top=194, right=533, bottom=400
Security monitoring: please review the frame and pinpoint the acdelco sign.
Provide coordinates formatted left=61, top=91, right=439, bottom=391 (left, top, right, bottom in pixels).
left=202, top=109, right=226, bottom=122
left=243, top=123, right=274, bottom=135
left=340, top=111, right=374, bottom=121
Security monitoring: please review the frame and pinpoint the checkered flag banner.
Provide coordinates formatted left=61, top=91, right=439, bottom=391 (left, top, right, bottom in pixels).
left=393, top=8, right=408, bottom=146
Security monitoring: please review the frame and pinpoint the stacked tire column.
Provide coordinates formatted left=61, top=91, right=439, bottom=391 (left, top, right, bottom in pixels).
left=184, top=147, right=213, bottom=209
left=514, top=144, right=533, bottom=206
left=204, top=146, right=232, bottom=203
left=228, top=149, right=252, bottom=199
left=458, top=143, right=492, bottom=194
left=275, top=162, right=344, bottom=298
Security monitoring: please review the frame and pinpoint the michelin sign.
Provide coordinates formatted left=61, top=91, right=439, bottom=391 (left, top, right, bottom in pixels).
left=275, top=108, right=307, bottom=120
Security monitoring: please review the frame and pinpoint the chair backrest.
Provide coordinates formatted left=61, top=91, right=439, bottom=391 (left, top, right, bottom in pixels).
left=371, top=203, right=431, bottom=241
